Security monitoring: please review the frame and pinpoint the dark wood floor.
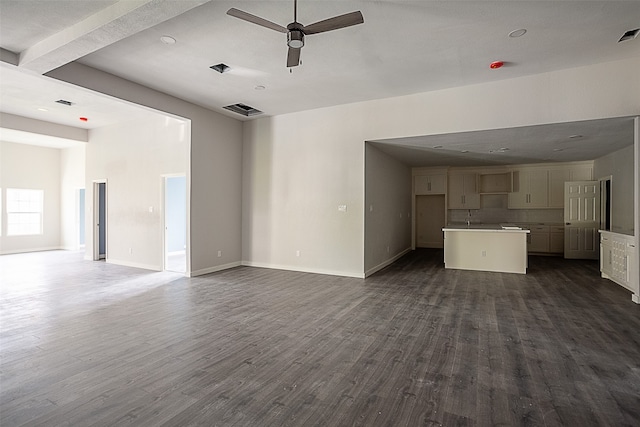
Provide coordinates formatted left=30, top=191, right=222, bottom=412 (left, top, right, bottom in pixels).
left=1, top=249, right=639, bottom=426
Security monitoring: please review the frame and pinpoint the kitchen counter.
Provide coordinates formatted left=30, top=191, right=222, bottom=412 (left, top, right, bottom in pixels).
left=442, top=225, right=530, bottom=274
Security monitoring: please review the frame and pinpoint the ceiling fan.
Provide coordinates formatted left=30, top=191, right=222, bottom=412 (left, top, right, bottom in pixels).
left=227, top=0, right=364, bottom=68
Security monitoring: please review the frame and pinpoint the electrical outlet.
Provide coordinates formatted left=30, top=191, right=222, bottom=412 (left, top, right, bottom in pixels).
left=217, top=250, right=222, bottom=257
left=296, top=250, right=301, bottom=257
left=129, top=248, right=132, bottom=254
left=338, top=205, right=347, bottom=212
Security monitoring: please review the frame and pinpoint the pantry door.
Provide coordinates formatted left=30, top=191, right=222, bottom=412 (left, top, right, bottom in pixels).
left=564, top=181, right=600, bottom=259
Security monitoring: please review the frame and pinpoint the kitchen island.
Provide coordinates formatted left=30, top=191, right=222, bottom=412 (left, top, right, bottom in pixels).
left=442, top=224, right=531, bottom=274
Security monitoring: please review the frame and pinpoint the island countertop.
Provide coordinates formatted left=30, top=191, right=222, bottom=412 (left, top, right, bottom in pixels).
left=443, top=223, right=531, bottom=232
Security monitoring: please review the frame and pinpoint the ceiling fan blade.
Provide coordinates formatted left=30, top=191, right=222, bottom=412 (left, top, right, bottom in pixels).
left=287, top=47, right=301, bottom=67
left=227, top=8, right=287, bottom=33
left=304, top=11, right=364, bottom=35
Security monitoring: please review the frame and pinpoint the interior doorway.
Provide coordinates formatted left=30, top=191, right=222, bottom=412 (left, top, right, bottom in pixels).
left=164, top=175, right=187, bottom=273
left=415, top=195, right=446, bottom=248
left=78, top=188, right=85, bottom=250
left=93, top=181, right=107, bottom=261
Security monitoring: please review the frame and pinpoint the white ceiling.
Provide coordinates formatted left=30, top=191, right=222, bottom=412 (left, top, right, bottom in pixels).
left=0, top=0, right=639, bottom=165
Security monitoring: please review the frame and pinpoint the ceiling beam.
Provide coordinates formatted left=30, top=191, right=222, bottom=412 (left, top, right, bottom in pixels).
left=17, top=0, right=211, bottom=74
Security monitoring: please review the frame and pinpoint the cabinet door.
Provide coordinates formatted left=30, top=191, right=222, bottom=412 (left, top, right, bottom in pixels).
left=429, top=174, right=446, bottom=194
left=509, top=169, right=548, bottom=208
left=548, top=169, right=570, bottom=208
left=448, top=174, right=479, bottom=209
left=550, top=232, right=564, bottom=253
left=527, top=169, right=549, bottom=207
left=415, top=174, right=446, bottom=195
left=447, top=175, right=465, bottom=209
left=600, top=238, right=613, bottom=276
left=462, top=174, right=480, bottom=209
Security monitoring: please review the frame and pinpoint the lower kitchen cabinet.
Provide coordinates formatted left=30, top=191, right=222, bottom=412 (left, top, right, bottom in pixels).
left=600, top=231, right=639, bottom=303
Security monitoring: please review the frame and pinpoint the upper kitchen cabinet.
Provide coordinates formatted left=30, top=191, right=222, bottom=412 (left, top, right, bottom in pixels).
left=414, top=172, right=446, bottom=195
left=548, top=164, right=593, bottom=208
left=448, top=173, right=480, bottom=209
left=509, top=169, right=549, bottom=208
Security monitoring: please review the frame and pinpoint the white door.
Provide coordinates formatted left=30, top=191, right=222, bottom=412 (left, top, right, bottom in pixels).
left=564, top=181, right=600, bottom=259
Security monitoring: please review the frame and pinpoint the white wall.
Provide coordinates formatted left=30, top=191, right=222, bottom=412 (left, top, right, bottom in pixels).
left=243, top=57, right=640, bottom=277
left=0, top=141, right=61, bottom=254
left=48, top=63, right=243, bottom=276
left=60, top=144, right=86, bottom=250
left=85, top=116, right=188, bottom=270
left=594, top=144, right=635, bottom=235
left=364, top=144, right=412, bottom=276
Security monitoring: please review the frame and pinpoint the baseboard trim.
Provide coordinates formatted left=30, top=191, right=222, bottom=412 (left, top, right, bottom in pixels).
left=365, top=247, right=412, bottom=278
left=107, top=258, right=162, bottom=272
left=241, top=261, right=365, bottom=279
left=190, top=261, right=242, bottom=277
left=0, top=246, right=62, bottom=255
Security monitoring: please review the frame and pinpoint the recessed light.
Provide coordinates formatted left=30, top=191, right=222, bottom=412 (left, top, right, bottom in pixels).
left=433, top=145, right=443, bottom=149
left=255, top=85, right=266, bottom=90
left=160, top=35, right=176, bottom=44
left=509, top=29, right=527, bottom=38
left=500, top=147, right=509, bottom=151
left=553, top=148, right=564, bottom=152
left=460, top=150, right=469, bottom=153
left=568, top=134, right=582, bottom=139
left=37, top=107, right=48, bottom=112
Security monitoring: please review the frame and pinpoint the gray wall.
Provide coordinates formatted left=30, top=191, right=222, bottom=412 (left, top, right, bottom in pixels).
left=594, top=144, right=635, bottom=235
left=365, top=144, right=412, bottom=276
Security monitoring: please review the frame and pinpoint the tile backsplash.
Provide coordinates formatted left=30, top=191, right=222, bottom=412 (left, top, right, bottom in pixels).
left=448, top=194, right=564, bottom=224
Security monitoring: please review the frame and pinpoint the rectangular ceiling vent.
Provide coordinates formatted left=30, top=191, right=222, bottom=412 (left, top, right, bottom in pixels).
left=223, top=103, right=263, bottom=117
left=55, top=99, right=74, bottom=106
left=618, top=28, right=639, bottom=42
left=210, top=63, right=231, bottom=73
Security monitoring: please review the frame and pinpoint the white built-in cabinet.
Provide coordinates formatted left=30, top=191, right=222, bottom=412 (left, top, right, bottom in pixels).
left=600, top=231, right=638, bottom=303
left=548, top=166, right=593, bottom=208
left=508, top=169, right=549, bottom=208
left=525, top=224, right=565, bottom=254
left=414, top=173, right=446, bottom=195
left=509, top=164, right=593, bottom=209
left=448, top=174, right=480, bottom=209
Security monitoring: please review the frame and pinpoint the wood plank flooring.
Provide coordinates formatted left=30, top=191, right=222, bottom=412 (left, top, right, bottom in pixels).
left=1, top=249, right=639, bottom=426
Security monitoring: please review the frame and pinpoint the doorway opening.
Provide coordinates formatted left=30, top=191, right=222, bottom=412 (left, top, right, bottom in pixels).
left=78, top=188, right=85, bottom=250
left=415, top=195, right=446, bottom=248
left=163, top=175, right=186, bottom=273
left=600, top=176, right=612, bottom=231
left=93, top=181, right=107, bottom=261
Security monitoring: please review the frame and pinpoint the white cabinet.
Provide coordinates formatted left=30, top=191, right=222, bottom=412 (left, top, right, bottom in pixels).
left=548, top=166, right=593, bottom=208
left=448, top=174, right=480, bottom=209
left=600, top=231, right=639, bottom=303
left=549, top=226, right=565, bottom=254
left=415, top=174, right=446, bottom=195
left=527, top=225, right=550, bottom=253
left=509, top=169, right=548, bottom=208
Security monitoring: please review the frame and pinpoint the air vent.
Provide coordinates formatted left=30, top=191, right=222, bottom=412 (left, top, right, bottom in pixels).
left=210, top=63, right=231, bottom=73
left=55, top=99, right=74, bottom=106
left=223, top=103, right=263, bottom=117
left=619, top=28, right=639, bottom=42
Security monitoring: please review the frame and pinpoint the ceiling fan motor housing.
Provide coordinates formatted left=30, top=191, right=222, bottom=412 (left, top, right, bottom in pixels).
left=287, top=24, right=305, bottom=48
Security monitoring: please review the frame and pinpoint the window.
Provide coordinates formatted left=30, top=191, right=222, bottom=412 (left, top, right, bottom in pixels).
left=6, top=188, right=44, bottom=236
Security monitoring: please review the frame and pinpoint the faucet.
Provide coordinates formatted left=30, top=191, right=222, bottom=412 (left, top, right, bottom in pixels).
left=466, top=209, right=472, bottom=227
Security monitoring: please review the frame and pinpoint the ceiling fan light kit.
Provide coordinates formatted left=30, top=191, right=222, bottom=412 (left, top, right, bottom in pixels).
left=227, top=0, right=364, bottom=68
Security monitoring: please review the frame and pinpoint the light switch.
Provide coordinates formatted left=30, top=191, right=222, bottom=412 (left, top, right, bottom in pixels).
left=338, top=205, right=347, bottom=212
left=148, top=206, right=154, bottom=213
